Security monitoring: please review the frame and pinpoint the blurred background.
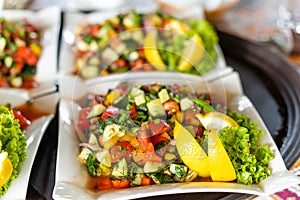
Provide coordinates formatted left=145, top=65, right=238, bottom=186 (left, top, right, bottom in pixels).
left=2, top=0, right=299, bottom=70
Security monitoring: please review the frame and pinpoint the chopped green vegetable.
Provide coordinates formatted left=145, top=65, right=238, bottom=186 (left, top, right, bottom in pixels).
left=190, top=98, right=214, bottom=113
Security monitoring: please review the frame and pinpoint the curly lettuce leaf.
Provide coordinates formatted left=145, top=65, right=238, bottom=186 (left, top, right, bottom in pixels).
left=0, top=106, right=27, bottom=195
left=188, top=19, right=219, bottom=60
left=219, top=111, right=274, bottom=185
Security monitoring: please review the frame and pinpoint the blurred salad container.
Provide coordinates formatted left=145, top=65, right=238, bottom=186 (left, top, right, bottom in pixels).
left=71, top=10, right=224, bottom=80
left=2, top=0, right=31, bottom=9
left=157, top=0, right=240, bottom=22
left=68, top=0, right=123, bottom=11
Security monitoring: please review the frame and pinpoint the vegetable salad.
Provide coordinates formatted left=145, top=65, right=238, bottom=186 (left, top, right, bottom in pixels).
left=76, top=82, right=274, bottom=191
left=0, top=105, right=28, bottom=195
left=0, top=18, right=42, bottom=88
left=73, top=10, right=218, bottom=79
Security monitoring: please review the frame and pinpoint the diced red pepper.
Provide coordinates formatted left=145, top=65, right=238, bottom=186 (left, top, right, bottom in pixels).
left=142, top=176, right=152, bottom=186
left=129, top=104, right=138, bottom=119
left=26, top=53, right=38, bottom=65
left=148, top=119, right=171, bottom=136
left=111, top=178, right=130, bottom=189
left=116, top=59, right=126, bottom=67
left=101, top=106, right=119, bottom=120
left=79, top=107, right=91, bottom=120
left=22, top=78, right=39, bottom=89
left=12, top=109, right=31, bottom=129
left=137, top=123, right=151, bottom=151
left=110, top=141, right=133, bottom=163
left=98, top=177, right=112, bottom=190
left=150, top=135, right=169, bottom=146
left=16, top=46, right=30, bottom=59
left=76, top=119, right=90, bottom=131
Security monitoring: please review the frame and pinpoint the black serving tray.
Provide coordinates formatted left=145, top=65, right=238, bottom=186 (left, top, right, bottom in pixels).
left=26, top=31, right=300, bottom=200
left=218, top=31, right=300, bottom=169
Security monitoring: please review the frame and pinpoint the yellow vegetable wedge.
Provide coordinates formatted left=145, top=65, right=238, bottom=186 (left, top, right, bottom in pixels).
left=174, top=120, right=210, bottom=177
left=177, top=34, right=204, bottom=72
left=144, top=30, right=166, bottom=71
left=196, top=112, right=239, bottom=130
left=0, top=152, right=13, bottom=187
left=208, top=130, right=236, bottom=181
left=164, top=19, right=189, bottom=35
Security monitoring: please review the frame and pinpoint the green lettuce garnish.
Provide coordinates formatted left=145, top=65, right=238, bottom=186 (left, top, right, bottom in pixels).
left=0, top=106, right=27, bottom=195
left=219, top=111, right=274, bottom=185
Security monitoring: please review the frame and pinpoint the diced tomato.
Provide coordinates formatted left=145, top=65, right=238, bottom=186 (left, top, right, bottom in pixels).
left=22, top=78, right=39, bottom=89
left=150, top=135, right=169, bottom=146
left=137, top=123, right=151, bottom=151
left=98, top=177, right=112, bottom=190
left=111, top=178, right=130, bottom=189
left=76, top=119, right=90, bottom=131
left=79, top=107, right=91, bottom=120
left=89, top=24, right=99, bottom=37
left=116, top=59, right=126, bottom=67
left=132, top=146, right=162, bottom=165
left=148, top=119, right=171, bottom=136
left=0, top=78, right=9, bottom=88
left=12, top=109, right=31, bottom=129
left=145, top=142, right=154, bottom=152
left=16, top=46, right=30, bottom=59
left=110, top=141, right=133, bottom=163
left=203, top=99, right=211, bottom=105
left=26, top=53, right=38, bottom=65
left=163, top=100, right=179, bottom=114
left=101, top=106, right=119, bottom=120
left=142, top=176, right=152, bottom=186
left=129, top=104, right=138, bottom=119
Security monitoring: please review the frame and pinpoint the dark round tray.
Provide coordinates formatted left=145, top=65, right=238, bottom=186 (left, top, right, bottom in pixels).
left=218, top=31, right=300, bottom=168
left=26, top=31, right=300, bottom=200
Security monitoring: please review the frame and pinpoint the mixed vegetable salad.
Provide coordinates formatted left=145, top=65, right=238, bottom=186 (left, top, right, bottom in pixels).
left=0, top=17, right=43, bottom=88
left=0, top=105, right=29, bottom=195
left=76, top=82, right=274, bottom=191
left=73, top=10, right=218, bottom=79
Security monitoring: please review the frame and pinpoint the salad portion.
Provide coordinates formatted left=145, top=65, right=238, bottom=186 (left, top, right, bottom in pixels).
left=0, top=105, right=28, bottom=195
left=72, top=10, right=219, bottom=79
left=75, top=82, right=274, bottom=191
left=0, top=17, right=43, bottom=88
